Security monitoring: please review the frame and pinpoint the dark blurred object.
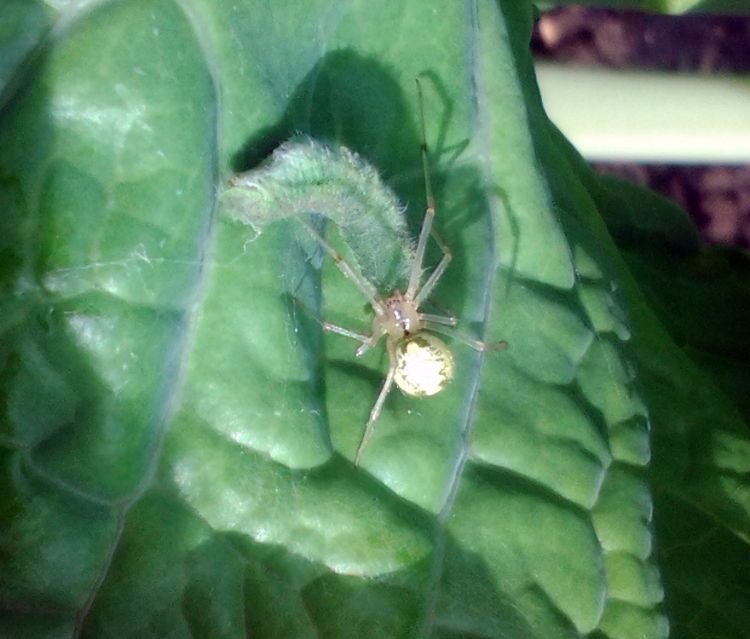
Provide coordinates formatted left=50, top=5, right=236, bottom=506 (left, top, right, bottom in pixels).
left=596, top=164, right=750, bottom=246
left=532, top=6, right=750, bottom=247
left=532, top=6, right=750, bottom=71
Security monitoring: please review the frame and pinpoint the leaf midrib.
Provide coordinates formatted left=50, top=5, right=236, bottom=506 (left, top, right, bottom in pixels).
left=416, top=0, right=503, bottom=635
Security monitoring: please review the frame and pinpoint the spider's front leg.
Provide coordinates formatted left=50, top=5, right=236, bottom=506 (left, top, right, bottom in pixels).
left=321, top=321, right=370, bottom=345
left=319, top=318, right=386, bottom=357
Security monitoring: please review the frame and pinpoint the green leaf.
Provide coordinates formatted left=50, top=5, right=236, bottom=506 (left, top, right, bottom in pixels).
left=557, top=132, right=750, bottom=639
left=1, top=1, right=747, bottom=638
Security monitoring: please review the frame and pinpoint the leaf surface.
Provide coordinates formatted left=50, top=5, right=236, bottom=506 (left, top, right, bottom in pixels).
left=0, top=1, right=747, bottom=638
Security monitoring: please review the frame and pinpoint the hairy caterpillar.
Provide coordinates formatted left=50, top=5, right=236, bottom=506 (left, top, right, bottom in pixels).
left=221, top=138, right=414, bottom=292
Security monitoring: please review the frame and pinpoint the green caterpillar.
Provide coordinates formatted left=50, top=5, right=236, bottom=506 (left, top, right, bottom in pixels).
left=222, top=138, right=415, bottom=291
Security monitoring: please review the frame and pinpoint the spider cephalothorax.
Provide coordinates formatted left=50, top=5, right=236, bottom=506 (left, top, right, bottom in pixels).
left=378, top=291, right=423, bottom=338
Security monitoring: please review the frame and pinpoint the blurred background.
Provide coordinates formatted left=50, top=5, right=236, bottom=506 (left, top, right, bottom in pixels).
left=531, top=6, right=750, bottom=247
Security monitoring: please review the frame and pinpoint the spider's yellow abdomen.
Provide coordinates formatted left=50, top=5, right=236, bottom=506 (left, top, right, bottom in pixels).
left=394, top=334, right=454, bottom=397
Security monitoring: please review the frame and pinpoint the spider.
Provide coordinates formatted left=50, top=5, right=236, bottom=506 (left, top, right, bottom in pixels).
left=300, top=79, right=507, bottom=466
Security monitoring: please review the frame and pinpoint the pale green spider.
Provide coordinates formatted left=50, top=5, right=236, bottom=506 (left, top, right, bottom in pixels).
left=300, top=79, right=507, bottom=465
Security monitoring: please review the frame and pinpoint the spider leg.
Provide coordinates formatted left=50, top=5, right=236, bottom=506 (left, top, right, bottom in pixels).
left=419, top=312, right=457, bottom=327
left=413, top=228, right=452, bottom=306
left=355, top=329, right=385, bottom=357
left=406, top=205, right=434, bottom=298
left=296, top=216, right=383, bottom=314
left=424, top=322, right=508, bottom=353
left=327, top=323, right=386, bottom=358
left=292, top=296, right=378, bottom=354
left=406, top=77, right=440, bottom=299
left=354, top=341, right=397, bottom=465
left=407, top=79, right=454, bottom=304
left=322, top=322, right=370, bottom=344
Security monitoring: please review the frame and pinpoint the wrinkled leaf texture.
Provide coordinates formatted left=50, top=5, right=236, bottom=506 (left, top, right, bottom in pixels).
left=0, top=1, right=748, bottom=638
